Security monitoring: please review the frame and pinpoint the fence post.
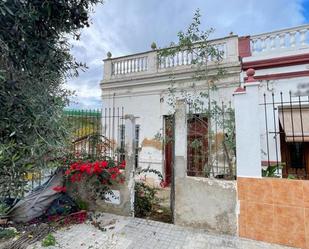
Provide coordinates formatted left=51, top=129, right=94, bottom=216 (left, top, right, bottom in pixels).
left=148, top=50, right=158, bottom=73
left=124, top=114, right=136, bottom=216
left=233, top=69, right=261, bottom=177
left=174, top=99, right=187, bottom=178
left=103, top=57, right=112, bottom=81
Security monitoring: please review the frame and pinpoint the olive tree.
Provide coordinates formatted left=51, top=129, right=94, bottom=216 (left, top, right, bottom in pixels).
left=0, top=0, right=102, bottom=198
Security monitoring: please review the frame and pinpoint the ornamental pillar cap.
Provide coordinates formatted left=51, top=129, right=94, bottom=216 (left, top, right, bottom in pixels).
left=246, top=68, right=256, bottom=83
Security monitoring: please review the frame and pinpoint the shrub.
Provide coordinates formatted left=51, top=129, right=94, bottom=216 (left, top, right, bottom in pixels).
left=41, top=234, right=56, bottom=247
left=134, top=182, right=157, bottom=218
left=0, top=227, right=17, bottom=240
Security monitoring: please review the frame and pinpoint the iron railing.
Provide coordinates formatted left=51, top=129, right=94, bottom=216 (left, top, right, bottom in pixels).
left=261, top=91, right=309, bottom=179
left=27, top=108, right=126, bottom=191
left=186, top=102, right=235, bottom=179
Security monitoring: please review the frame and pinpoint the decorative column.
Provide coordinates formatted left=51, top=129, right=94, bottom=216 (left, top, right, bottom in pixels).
left=233, top=69, right=262, bottom=178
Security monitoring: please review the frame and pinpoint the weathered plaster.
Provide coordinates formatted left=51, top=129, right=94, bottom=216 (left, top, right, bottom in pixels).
left=174, top=177, right=237, bottom=235
left=141, top=138, right=162, bottom=150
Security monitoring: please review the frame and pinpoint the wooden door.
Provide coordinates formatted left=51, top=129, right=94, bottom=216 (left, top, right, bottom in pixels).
left=187, top=115, right=208, bottom=177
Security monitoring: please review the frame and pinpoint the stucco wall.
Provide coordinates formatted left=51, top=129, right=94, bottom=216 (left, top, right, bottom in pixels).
left=174, top=177, right=237, bottom=235
left=102, top=83, right=238, bottom=184
left=67, top=179, right=133, bottom=216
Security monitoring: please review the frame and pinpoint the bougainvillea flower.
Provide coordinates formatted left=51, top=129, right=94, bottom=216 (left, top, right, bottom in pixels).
left=52, top=186, right=66, bottom=192
left=100, top=161, right=108, bottom=168
left=85, top=164, right=92, bottom=175
left=70, top=162, right=79, bottom=170
left=119, top=160, right=126, bottom=169
left=109, top=167, right=120, bottom=174
left=80, top=163, right=88, bottom=173
left=160, top=181, right=169, bottom=188
left=65, top=159, right=125, bottom=185
left=111, top=174, right=117, bottom=180
left=77, top=173, right=82, bottom=182
left=93, top=162, right=102, bottom=174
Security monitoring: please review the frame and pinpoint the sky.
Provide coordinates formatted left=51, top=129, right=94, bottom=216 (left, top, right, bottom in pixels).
left=66, top=0, right=309, bottom=109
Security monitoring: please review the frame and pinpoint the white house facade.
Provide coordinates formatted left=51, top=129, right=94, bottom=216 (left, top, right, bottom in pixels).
left=101, top=24, right=309, bottom=183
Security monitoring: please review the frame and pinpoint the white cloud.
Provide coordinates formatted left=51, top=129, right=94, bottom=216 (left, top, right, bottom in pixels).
left=66, top=0, right=307, bottom=109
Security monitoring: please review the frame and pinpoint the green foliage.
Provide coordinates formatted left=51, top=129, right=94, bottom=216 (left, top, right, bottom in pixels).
left=134, top=182, right=157, bottom=218
left=159, top=9, right=236, bottom=177
left=287, top=174, right=296, bottom=179
left=262, top=164, right=283, bottom=178
left=41, top=233, right=56, bottom=247
left=134, top=167, right=163, bottom=218
left=262, top=166, right=278, bottom=177
left=137, top=167, right=164, bottom=182
left=0, top=201, right=9, bottom=216
left=0, top=0, right=102, bottom=198
left=75, top=198, right=89, bottom=210
left=0, top=227, right=18, bottom=240
left=159, top=9, right=224, bottom=85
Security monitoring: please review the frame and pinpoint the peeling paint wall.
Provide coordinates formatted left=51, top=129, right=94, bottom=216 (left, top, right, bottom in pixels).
left=173, top=100, right=238, bottom=236
left=141, top=138, right=162, bottom=151
left=102, top=78, right=240, bottom=184
left=174, top=177, right=237, bottom=235
left=67, top=179, right=133, bottom=216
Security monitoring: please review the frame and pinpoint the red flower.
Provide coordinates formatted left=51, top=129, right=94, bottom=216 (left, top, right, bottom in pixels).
left=65, top=169, right=71, bottom=176
left=109, top=167, right=120, bottom=174
left=100, top=161, right=108, bottom=168
left=160, top=181, right=169, bottom=188
left=85, top=163, right=92, bottom=175
left=76, top=173, right=82, bottom=182
left=119, top=160, right=126, bottom=169
left=71, top=174, right=76, bottom=182
left=80, top=163, right=88, bottom=173
left=111, top=174, right=117, bottom=180
left=53, top=186, right=66, bottom=192
left=93, top=161, right=102, bottom=174
left=101, top=179, right=107, bottom=185
left=70, top=162, right=79, bottom=170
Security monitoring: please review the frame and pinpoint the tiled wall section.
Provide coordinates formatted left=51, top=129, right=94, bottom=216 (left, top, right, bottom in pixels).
left=238, top=177, right=309, bottom=249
